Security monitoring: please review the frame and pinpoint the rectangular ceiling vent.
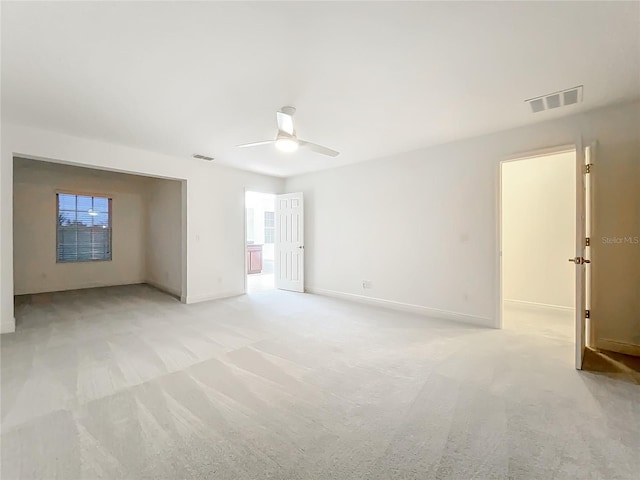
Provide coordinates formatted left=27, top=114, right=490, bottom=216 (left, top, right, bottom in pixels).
left=525, top=85, right=583, bottom=113
left=192, top=154, right=215, bottom=161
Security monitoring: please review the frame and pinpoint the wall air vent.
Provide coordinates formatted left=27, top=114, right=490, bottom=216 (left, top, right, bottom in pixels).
left=525, top=85, right=583, bottom=113
left=192, top=154, right=215, bottom=161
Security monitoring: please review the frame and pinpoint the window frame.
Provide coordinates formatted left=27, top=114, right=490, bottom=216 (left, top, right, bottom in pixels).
left=246, top=207, right=255, bottom=242
left=55, top=191, right=113, bottom=263
left=264, top=211, right=275, bottom=244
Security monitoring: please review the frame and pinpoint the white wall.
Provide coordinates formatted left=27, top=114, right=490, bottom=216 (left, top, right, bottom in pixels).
left=1, top=124, right=284, bottom=332
left=286, top=101, right=640, bottom=352
left=501, top=151, right=576, bottom=309
left=1, top=103, right=637, bottom=350
left=13, top=158, right=149, bottom=295
left=146, top=177, right=183, bottom=296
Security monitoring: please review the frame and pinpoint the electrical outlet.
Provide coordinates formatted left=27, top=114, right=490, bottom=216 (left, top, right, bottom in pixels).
left=362, top=280, right=372, bottom=289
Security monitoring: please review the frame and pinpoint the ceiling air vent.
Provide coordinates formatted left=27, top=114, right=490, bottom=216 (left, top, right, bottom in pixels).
left=192, top=154, right=215, bottom=161
left=525, top=85, right=583, bottom=113
left=563, top=88, right=580, bottom=106
left=545, top=94, right=561, bottom=109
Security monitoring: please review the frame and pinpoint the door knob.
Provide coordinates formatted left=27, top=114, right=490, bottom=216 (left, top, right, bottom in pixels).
left=568, top=257, right=590, bottom=264
left=298, top=246, right=304, bottom=249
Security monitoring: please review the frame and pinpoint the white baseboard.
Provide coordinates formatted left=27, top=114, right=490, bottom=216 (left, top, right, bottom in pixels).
left=595, top=338, right=640, bottom=357
left=14, top=280, right=147, bottom=296
left=184, top=290, right=244, bottom=304
left=1, top=318, right=16, bottom=334
left=306, top=287, right=492, bottom=328
left=145, top=280, right=182, bottom=299
left=504, top=298, right=574, bottom=313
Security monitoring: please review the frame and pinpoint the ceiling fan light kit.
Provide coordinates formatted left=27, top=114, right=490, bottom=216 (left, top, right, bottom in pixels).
left=275, top=134, right=299, bottom=152
left=237, top=106, right=339, bottom=157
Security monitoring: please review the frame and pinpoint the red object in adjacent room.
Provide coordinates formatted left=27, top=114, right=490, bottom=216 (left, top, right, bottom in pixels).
left=247, top=244, right=263, bottom=274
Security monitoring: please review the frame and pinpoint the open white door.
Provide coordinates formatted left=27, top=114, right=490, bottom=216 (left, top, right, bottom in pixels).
left=275, top=192, right=304, bottom=292
left=571, top=141, right=593, bottom=369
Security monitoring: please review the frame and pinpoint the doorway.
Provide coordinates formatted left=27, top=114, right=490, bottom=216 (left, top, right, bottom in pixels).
left=13, top=157, right=187, bottom=300
left=500, top=149, right=578, bottom=350
left=245, top=191, right=275, bottom=293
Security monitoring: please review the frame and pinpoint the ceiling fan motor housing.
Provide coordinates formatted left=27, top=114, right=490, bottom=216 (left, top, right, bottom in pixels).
left=280, top=106, right=296, bottom=116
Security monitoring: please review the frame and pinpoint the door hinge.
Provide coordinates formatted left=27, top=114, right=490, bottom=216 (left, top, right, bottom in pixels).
left=584, top=163, right=593, bottom=174
left=585, top=310, right=590, bottom=319
left=585, top=237, right=591, bottom=246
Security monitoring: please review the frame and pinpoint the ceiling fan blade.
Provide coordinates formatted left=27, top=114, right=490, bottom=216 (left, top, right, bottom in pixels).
left=298, top=140, right=339, bottom=157
left=276, top=111, right=294, bottom=135
left=237, top=140, right=275, bottom=148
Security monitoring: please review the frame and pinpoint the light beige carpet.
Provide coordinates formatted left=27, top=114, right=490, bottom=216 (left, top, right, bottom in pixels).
left=2, top=285, right=638, bottom=479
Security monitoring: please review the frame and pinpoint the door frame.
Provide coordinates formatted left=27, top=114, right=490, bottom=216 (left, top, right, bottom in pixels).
left=243, top=188, right=248, bottom=294
left=496, top=143, right=579, bottom=331
left=243, top=188, right=279, bottom=294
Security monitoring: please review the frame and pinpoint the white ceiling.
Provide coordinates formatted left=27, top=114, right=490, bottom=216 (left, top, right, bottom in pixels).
left=2, top=1, right=639, bottom=177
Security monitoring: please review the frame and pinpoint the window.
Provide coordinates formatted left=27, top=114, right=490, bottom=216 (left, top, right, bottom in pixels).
left=247, top=208, right=255, bottom=242
left=264, top=211, right=275, bottom=244
left=57, top=193, right=112, bottom=262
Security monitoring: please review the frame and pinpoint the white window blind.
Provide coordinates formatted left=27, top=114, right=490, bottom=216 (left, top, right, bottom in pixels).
left=57, top=193, right=112, bottom=262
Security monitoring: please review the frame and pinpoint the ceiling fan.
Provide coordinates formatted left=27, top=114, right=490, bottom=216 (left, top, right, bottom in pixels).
left=237, top=106, right=339, bottom=157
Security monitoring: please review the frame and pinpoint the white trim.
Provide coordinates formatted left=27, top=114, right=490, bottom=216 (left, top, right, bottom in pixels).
left=586, top=141, right=597, bottom=348
left=145, top=280, right=182, bottom=300
left=502, top=144, right=576, bottom=163
left=13, top=280, right=147, bottom=296
left=55, top=187, right=116, bottom=198
left=306, top=287, right=492, bottom=328
left=504, top=298, right=574, bottom=313
left=574, top=137, right=586, bottom=370
left=184, top=290, right=244, bottom=304
left=1, top=318, right=16, bottom=334
left=243, top=188, right=248, bottom=295
left=495, top=159, right=503, bottom=329
left=15, top=152, right=187, bottom=181
left=180, top=180, right=188, bottom=305
left=595, top=338, right=640, bottom=357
